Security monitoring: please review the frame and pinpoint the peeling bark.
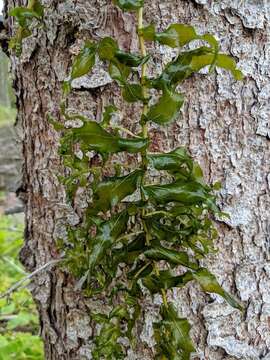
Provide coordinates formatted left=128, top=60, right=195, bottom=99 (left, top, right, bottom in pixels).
left=3, top=0, right=270, bottom=359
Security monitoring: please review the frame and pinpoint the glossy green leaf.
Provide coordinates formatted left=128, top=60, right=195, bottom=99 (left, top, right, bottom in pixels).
left=115, top=51, right=150, bottom=67
left=151, top=47, right=213, bottom=88
left=90, top=170, right=143, bottom=213
left=154, top=303, right=195, bottom=360
left=88, top=211, right=128, bottom=273
left=193, top=268, right=243, bottom=310
left=70, top=120, right=148, bottom=154
left=114, top=0, right=144, bottom=11
left=71, top=42, right=96, bottom=80
left=143, top=270, right=193, bottom=294
left=143, top=179, right=217, bottom=211
left=144, top=245, right=198, bottom=270
left=147, top=147, right=193, bottom=175
left=146, top=86, right=184, bottom=124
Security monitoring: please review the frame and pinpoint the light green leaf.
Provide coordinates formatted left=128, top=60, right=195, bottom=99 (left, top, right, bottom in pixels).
left=193, top=268, right=243, bottom=310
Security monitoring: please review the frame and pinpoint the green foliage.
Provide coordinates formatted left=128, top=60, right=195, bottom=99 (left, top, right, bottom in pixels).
left=48, top=2, right=244, bottom=359
left=0, top=214, right=44, bottom=359
left=9, top=0, right=44, bottom=56
left=0, top=106, right=17, bottom=126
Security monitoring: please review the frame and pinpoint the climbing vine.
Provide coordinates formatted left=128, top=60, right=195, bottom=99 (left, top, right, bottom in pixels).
left=9, top=0, right=243, bottom=358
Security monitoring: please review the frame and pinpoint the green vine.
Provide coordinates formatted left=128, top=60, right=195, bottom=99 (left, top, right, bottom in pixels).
left=10, top=0, right=244, bottom=358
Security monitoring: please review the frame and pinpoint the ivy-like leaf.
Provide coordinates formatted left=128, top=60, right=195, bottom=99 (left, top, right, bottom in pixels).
left=70, top=120, right=148, bottom=155
left=101, top=105, right=118, bottom=127
left=147, top=147, right=193, bottom=175
left=109, top=60, right=131, bottom=84
left=70, top=41, right=97, bottom=80
left=114, top=0, right=144, bottom=11
left=146, top=86, right=184, bottom=124
left=154, top=303, right=195, bottom=360
left=144, top=245, right=198, bottom=270
left=90, top=170, right=143, bottom=213
left=122, top=83, right=147, bottom=103
left=193, top=268, right=243, bottom=311
left=115, top=51, right=150, bottom=67
left=143, top=270, right=193, bottom=294
left=88, top=211, right=129, bottom=273
left=143, top=179, right=218, bottom=211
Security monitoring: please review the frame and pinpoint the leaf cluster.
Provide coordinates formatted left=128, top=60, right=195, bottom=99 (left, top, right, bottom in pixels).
left=48, top=1, right=244, bottom=359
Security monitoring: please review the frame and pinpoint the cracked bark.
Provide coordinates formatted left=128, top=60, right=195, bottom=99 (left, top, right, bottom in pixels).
left=3, top=0, right=270, bottom=359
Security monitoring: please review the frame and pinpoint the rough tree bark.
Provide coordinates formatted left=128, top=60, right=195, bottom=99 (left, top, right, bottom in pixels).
left=3, top=0, right=270, bottom=359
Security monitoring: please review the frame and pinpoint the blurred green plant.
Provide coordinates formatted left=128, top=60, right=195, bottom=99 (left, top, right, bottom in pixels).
left=0, top=105, right=17, bottom=125
left=0, top=214, right=44, bottom=360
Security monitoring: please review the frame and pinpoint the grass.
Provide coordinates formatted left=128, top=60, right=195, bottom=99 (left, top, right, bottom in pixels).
left=0, top=213, right=44, bottom=359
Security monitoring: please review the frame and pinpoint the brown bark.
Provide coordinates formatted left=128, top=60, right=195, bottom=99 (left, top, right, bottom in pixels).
left=3, top=0, right=270, bottom=359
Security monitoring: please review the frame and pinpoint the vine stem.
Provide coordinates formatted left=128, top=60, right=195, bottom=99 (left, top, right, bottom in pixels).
left=137, top=7, right=168, bottom=309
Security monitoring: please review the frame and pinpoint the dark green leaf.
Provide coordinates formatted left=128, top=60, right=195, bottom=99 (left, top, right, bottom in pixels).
left=146, top=86, right=184, bottom=124
left=147, top=147, right=193, bottom=175
left=122, top=83, right=147, bottom=103
left=143, top=270, right=193, bottom=294
left=115, top=51, right=150, bottom=67
left=71, top=42, right=96, bottom=80
left=114, top=0, right=144, bottom=11
left=70, top=120, right=148, bottom=154
left=154, top=303, right=195, bottom=360
left=144, top=245, right=198, bottom=270
left=90, top=170, right=143, bottom=213
left=193, top=268, right=243, bottom=311
left=109, top=60, right=131, bottom=84
left=88, top=211, right=128, bottom=273
left=143, top=179, right=217, bottom=211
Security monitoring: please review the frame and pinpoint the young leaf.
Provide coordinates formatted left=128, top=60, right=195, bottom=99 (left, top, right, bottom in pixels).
left=155, top=24, right=198, bottom=48
left=90, top=170, right=143, bottom=213
left=193, top=268, right=243, bottom=311
left=114, top=0, right=144, bottom=11
left=71, top=42, right=97, bottom=80
left=146, top=86, right=184, bottom=124
left=154, top=303, right=195, bottom=360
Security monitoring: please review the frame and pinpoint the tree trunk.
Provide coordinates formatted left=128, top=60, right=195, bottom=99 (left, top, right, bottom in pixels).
left=3, top=0, right=270, bottom=359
